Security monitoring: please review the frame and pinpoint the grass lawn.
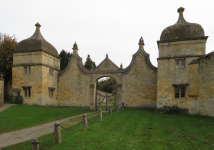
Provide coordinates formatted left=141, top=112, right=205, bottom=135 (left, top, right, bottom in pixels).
left=0, top=105, right=95, bottom=134
left=2, top=109, right=214, bottom=150
left=97, top=104, right=116, bottom=110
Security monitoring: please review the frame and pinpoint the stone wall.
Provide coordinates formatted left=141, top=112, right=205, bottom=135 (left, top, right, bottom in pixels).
left=122, top=54, right=157, bottom=108
left=198, top=53, right=214, bottom=117
left=157, top=39, right=206, bottom=114
left=12, top=52, right=60, bottom=106
left=58, top=58, right=91, bottom=108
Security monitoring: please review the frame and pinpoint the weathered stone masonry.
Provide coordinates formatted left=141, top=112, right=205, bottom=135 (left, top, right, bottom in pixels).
left=12, top=7, right=214, bottom=117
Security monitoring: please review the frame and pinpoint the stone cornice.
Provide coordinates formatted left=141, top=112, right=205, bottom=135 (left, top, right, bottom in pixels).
left=157, top=55, right=204, bottom=60
left=157, top=36, right=208, bottom=45
left=12, top=63, right=60, bottom=71
left=13, top=49, right=60, bottom=59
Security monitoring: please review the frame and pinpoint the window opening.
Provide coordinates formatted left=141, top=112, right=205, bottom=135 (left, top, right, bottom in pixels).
left=181, top=60, right=185, bottom=68
left=181, top=87, right=185, bottom=97
left=24, top=67, right=27, bottom=74
left=175, top=87, right=179, bottom=98
left=24, top=88, right=27, bottom=97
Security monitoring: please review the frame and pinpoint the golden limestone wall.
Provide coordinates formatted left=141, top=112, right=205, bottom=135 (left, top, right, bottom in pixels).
left=12, top=52, right=59, bottom=106
left=12, top=65, right=43, bottom=105
left=58, top=58, right=91, bottom=108
left=157, top=40, right=206, bottom=114
left=198, top=53, right=214, bottom=117
left=122, top=54, right=157, bottom=108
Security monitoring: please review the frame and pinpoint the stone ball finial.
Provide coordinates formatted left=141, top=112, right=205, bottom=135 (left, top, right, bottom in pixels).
left=177, top=7, right=185, bottom=13
left=35, top=22, right=41, bottom=27
left=72, top=41, right=78, bottom=50
left=138, top=36, right=144, bottom=45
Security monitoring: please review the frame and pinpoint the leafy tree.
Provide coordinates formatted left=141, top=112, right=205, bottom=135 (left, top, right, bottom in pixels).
left=97, top=77, right=117, bottom=93
left=84, top=54, right=96, bottom=70
left=0, top=33, right=17, bottom=100
left=59, top=50, right=72, bottom=71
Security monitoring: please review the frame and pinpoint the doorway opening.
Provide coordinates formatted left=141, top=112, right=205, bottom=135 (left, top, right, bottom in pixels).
left=95, top=77, right=117, bottom=111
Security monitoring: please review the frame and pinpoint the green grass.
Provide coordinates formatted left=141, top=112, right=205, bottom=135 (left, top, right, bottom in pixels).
left=2, top=109, right=214, bottom=150
left=0, top=105, right=95, bottom=134
left=97, top=104, right=116, bottom=110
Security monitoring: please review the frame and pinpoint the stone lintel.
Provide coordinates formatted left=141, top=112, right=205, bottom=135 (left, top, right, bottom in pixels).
left=22, top=86, right=32, bottom=88
left=12, top=63, right=60, bottom=71
left=172, top=83, right=189, bottom=87
left=48, top=87, right=55, bottom=90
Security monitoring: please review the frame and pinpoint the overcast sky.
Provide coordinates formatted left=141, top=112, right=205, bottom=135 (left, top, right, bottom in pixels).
left=1, top=0, right=214, bottom=68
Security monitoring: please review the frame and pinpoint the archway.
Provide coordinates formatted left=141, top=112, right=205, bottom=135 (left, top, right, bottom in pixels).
left=95, top=76, right=117, bottom=110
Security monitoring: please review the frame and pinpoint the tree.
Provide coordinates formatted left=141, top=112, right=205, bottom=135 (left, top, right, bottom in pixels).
left=0, top=33, right=17, bottom=100
left=97, top=77, right=117, bottom=93
left=59, top=50, right=72, bottom=71
left=84, top=54, right=96, bottom=70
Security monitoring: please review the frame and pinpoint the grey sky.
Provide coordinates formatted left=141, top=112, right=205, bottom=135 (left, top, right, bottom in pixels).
left=1, top=0, right=214, bottom=68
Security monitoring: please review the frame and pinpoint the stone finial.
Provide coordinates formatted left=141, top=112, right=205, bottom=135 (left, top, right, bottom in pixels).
left=177, top=7, right=185, bottom=13
left=176, top=7, right=186, bottom=24
left=35, top=22, right=41, bottom=28
left=91, top=63, right=94, bottom=70
left=120, top=63, right=123, bottom=69
left=106, top=53, right=108, bottom=58
left=138, top=36, right=144, bottom=45
left=72, top=41, right=78, bottom=50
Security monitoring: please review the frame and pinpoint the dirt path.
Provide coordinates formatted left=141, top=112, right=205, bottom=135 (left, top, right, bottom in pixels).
left=0, top=104, right=16, bottom=113
left=0, top=112, right=98, bottom=148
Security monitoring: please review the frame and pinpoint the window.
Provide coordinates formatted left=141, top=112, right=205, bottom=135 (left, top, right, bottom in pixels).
left=49, top=69, right=53, bottom=76
left=175, top=88, right=179, bottom=98
left=23, top=87, right=31, bottom=97
left=24, top=88, right=27, bottom=97
left=28, top=67, right=31, bottom=74
left=24, top=67, right=31, bottom=74
left=24, top=67, right=27, bottom=74
left=181, top=87, right=185, bottom=97
left=181, top=60, right=185, bottom=68
left=174, top=87, right=186, bottom=98
left=49, top=89, right=54, bottom=98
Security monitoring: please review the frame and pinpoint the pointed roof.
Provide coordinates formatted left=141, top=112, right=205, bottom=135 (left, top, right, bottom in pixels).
left=160, top=7, right=205, bottom=41
left=14, top=23, right=59, bottom=58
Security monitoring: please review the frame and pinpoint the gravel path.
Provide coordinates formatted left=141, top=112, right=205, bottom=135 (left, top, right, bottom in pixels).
left=0, top=112, right=98, bottom=148
left=0, top=104, right=16, bottom=112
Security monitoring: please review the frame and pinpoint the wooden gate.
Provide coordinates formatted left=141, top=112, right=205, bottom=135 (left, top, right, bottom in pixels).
left=96, top=91, right=116, bottom=111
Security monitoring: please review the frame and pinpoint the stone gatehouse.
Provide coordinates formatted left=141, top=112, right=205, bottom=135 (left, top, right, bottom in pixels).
left=12, top=7, right=214, bottom=117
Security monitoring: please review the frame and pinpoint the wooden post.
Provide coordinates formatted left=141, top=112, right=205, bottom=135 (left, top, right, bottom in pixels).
left=109, top=106, right=112, bottom=116
left=54, top=122, right=61, bottom=143
left=99, top=109, right=102, bottom=122
left=82, top=114, right=87, bottom=130
left=95, top=91, right=97, bottom=111
left=106, top=92, right=107, bottom=111
left=31, top=138, right=39, bottom=150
